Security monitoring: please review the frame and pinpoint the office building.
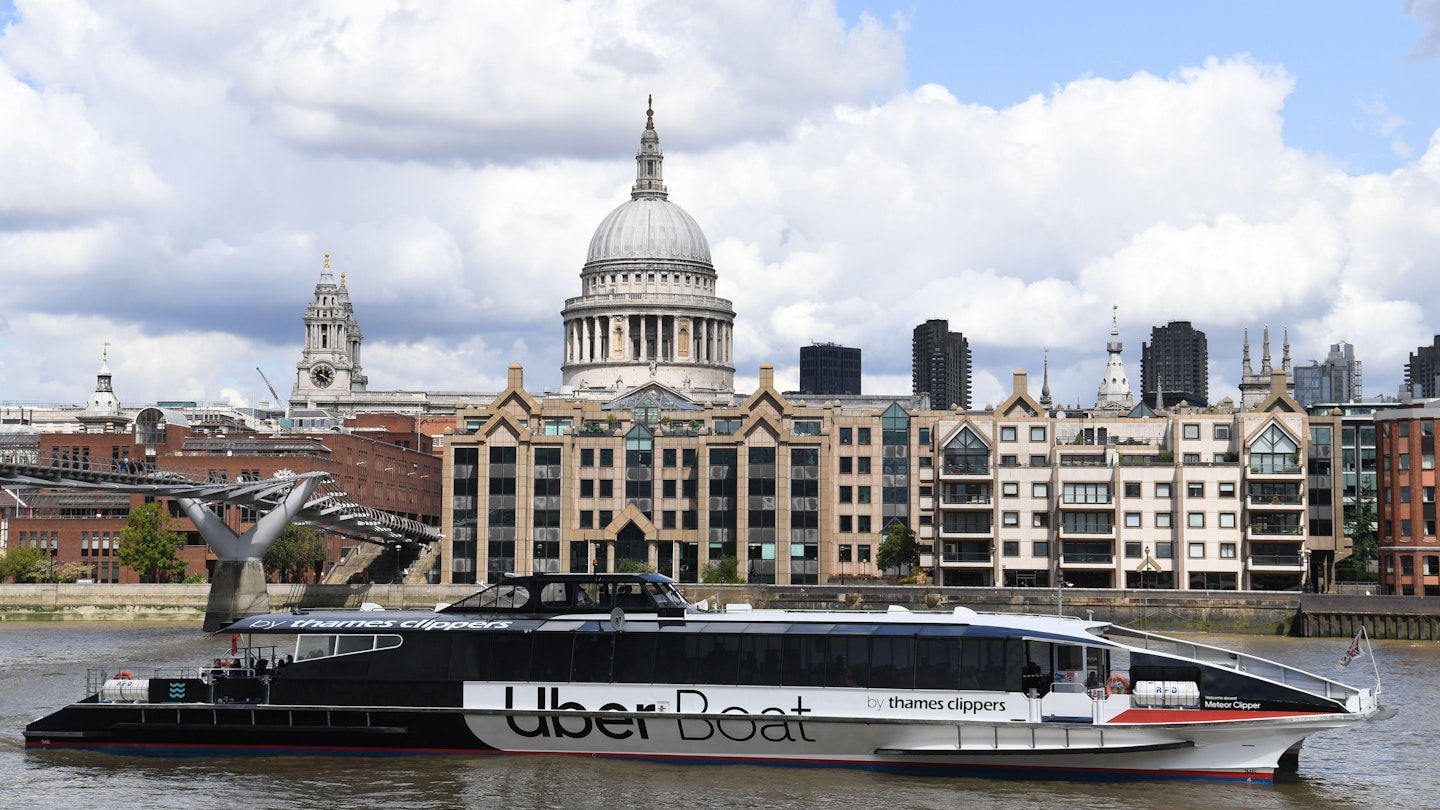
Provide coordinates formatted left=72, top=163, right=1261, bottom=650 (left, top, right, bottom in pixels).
left=799, top=342, right=862, bottom=396
left=1294, top=341, right=1363, bottom=407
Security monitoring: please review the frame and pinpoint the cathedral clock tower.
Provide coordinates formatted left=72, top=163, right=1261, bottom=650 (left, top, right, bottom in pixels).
left=291, top=253, right=368, bottom=408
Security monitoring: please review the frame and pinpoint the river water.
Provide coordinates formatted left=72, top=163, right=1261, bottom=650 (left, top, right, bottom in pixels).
left=0, top=622, right=1430, bottom=810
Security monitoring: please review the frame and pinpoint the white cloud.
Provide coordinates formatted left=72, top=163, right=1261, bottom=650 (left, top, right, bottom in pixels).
left=1, top=1, right=1440, bottom=412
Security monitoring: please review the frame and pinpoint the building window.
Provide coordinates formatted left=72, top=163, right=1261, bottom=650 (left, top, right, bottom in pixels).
left=1156, top=542, right=1173, bottom=558
left=1033, top=541, right=1049, bottom=557
left=1001, top=426, right=1017, bottom=442
left=1003, top=511, right=1020, bottom=527
left=1031, top=426, right=1046, bottom=441
left=662, top=511, right=676, bottom=529
left=1219, top=512, right=1236, bottom=529
left=1188, top=542, right=1205, bottom=559
left=857, top=486, right=871, bottom=504
left=839, top=515, right=853, bottom=533
left=1188, top=512, right=1205, bottom=528
left=600, top=448, right=614, bottom=467
left=1124, top=482, right=1141, bottom=498
left=1400, top=453, right=1411, bottom=471
left=839, top=544, right=852, bottom=562
left=662, top=479, right=676, bottom=498
left=840, top=428, right=852, bottom=445
left=839, top=456, right=853, bottom=474
left=1029, top=455, right=1047, bottom=467
left=663, top=448, right=677, bottom=467
left=581, top=448, right=595, bottom=467
left=1219, top=481, right=1235, bottom=498
left=1156, top=512, right=1173, bottom=528
left=919, top=427, right=930, bottom=444
left=579, top=511, right=593, bottom=529
left=857, top=457, right=871, bottom=474
left=1002, top=482, right=1019, bottom=498
left=793, top=420, right=822, bottom=436
left=839, top=486, right=852, bottom=503
left=1183, top=423, right=1200, bottom=440
left=1187, top=482, right=1204, bottom=498
left=1002, top=541, right=1020, bottom=557
left=1156, top=483, right=1171, bottom=498
left=599, top=479, right=614, bottom=498
left=1220, top=543, right=1237, bottom=558
left=1033, top=483, right=1049, bottom=498
left=857, top=428, right=871, bottom=445
left=580, top=479, right=594, bottom=498
left=1125, top=512, right=1142, bottom=528
left=857, top=545, right=872, bottom=563
left=857, top=516, right=871, bottom=533
left=1214, top=424, right=1231, bottom=440
left=1032, top=512, right=1049, bottom=528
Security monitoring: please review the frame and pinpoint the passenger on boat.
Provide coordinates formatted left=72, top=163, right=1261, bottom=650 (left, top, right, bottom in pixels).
left=1021, top=660, right=1048, bottom=695
left=574, top=586, right=593, bottom=607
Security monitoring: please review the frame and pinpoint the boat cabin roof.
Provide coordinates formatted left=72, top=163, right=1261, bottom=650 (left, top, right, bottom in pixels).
left=439, top=572, right=689, bottom=615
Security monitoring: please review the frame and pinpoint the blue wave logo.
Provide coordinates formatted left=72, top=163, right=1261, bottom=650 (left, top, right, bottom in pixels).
left=168, top=682, right=187, bottom=699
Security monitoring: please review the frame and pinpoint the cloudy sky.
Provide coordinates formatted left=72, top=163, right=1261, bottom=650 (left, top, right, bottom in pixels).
left=2, top=1, right=1439, bottom=412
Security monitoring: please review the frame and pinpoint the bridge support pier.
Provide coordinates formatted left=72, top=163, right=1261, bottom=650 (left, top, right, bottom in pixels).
left=179, top=476, right=320, bottom=632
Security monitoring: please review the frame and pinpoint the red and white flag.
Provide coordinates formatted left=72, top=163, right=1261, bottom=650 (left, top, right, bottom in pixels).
left=1337, top=630, right=1364, bottom=668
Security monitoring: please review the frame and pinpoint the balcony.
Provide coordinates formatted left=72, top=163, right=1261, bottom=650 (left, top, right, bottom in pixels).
left=941, top=463, right=989, bottom=478
left=941, top=493, right=992, bottom=506
left=939, top=523, right=993, bottom=538
left=1247, top=524, right=1303, bottom=538
left=1060, top=552, right=1115, bottom=566
left=940, top=542, right=993, bottom=566
left=1249, top=554, right=1302, bottom=567
left=1248, top=493, right=1303, bottom=507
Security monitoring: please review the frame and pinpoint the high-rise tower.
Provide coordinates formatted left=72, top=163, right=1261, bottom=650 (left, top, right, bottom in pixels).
left=1141, top=321, right=1209, bottom=408
left=912, top=319, right=972, bottom=410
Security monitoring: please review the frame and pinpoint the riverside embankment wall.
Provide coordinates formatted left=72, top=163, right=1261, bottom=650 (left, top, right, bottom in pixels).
left=2, top=583, right=1437, bottom=639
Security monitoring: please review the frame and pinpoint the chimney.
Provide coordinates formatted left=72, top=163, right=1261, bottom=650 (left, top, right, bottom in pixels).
left=1013, top=368, right=1028, bottom=396
left=759, top=363, right=774, bottom=390
left=508, top=363, right=524, bottom=390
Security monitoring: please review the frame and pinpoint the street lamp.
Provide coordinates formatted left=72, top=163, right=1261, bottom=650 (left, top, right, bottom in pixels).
left=1300, top=546, right=1312, bottom=593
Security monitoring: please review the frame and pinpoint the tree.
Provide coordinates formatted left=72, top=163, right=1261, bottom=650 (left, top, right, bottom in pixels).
left=115, top=502, right=188, bottom=583
left=263, top=524, right=326, bottom=583
left=700, top=556, right=741, bottom=583
left=0, top=546, right=47, bottom=583
left=877, top=522, right=920, bottom=576
left=1344, top=484, right=1379, bottom=574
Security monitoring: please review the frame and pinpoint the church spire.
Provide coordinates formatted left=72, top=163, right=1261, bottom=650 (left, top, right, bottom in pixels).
left=631, top=95, right=668, bottom=200
left=1040, top=349, right=1052, bottom=412
left=1242, top=328, right=1252, bottom=376
left=1261, top=325, right=1273, bottom=374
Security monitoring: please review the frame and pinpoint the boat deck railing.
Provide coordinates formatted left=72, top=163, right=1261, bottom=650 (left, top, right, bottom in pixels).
left=1105, top=626, right=1363, bottom=703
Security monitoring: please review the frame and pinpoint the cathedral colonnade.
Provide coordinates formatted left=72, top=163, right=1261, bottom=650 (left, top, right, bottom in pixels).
left=565, top=314, right=732, bottom=365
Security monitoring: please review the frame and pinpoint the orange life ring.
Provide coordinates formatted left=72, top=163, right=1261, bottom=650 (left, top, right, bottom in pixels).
left=1105, top=674, right=1129, bottom=696
left=115, top=670, right=133, bottom=680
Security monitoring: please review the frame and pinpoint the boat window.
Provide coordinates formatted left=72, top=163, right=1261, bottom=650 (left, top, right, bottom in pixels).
left=447, top=583, right=531, bottom=611
left=572, top=633, right=614, bottom=682
left=294, top=634, right=402, bottom=661
left=738, top=635, right=782, bottom=685
left=826, top=636, right=870, bottom=687
left=654, top=632, right=698, bottom=684
left=539, top=582, right=569, bottom=608
left=532, top=633, right=573, bottom=681
left=694, top=634, right=741, bottom=684
left=914, top=637, right=960, bottom=690
left=871, top=636, right=915, bottom=689
left=780, top=635, right=827, bottom=686
left=614, top=633, right=658, bottom=683
left=490, top=634, right=532, bottom=681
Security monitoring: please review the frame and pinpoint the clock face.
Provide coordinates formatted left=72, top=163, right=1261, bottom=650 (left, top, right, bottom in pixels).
left=310, top=363, right=336, bottom=388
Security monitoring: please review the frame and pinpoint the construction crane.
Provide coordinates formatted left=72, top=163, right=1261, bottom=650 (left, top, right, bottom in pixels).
left=256, top=367, right=282, bottom=403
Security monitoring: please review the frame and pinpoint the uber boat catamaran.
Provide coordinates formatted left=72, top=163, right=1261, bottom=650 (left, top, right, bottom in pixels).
left=25, top=572, right=1386, bottom=782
